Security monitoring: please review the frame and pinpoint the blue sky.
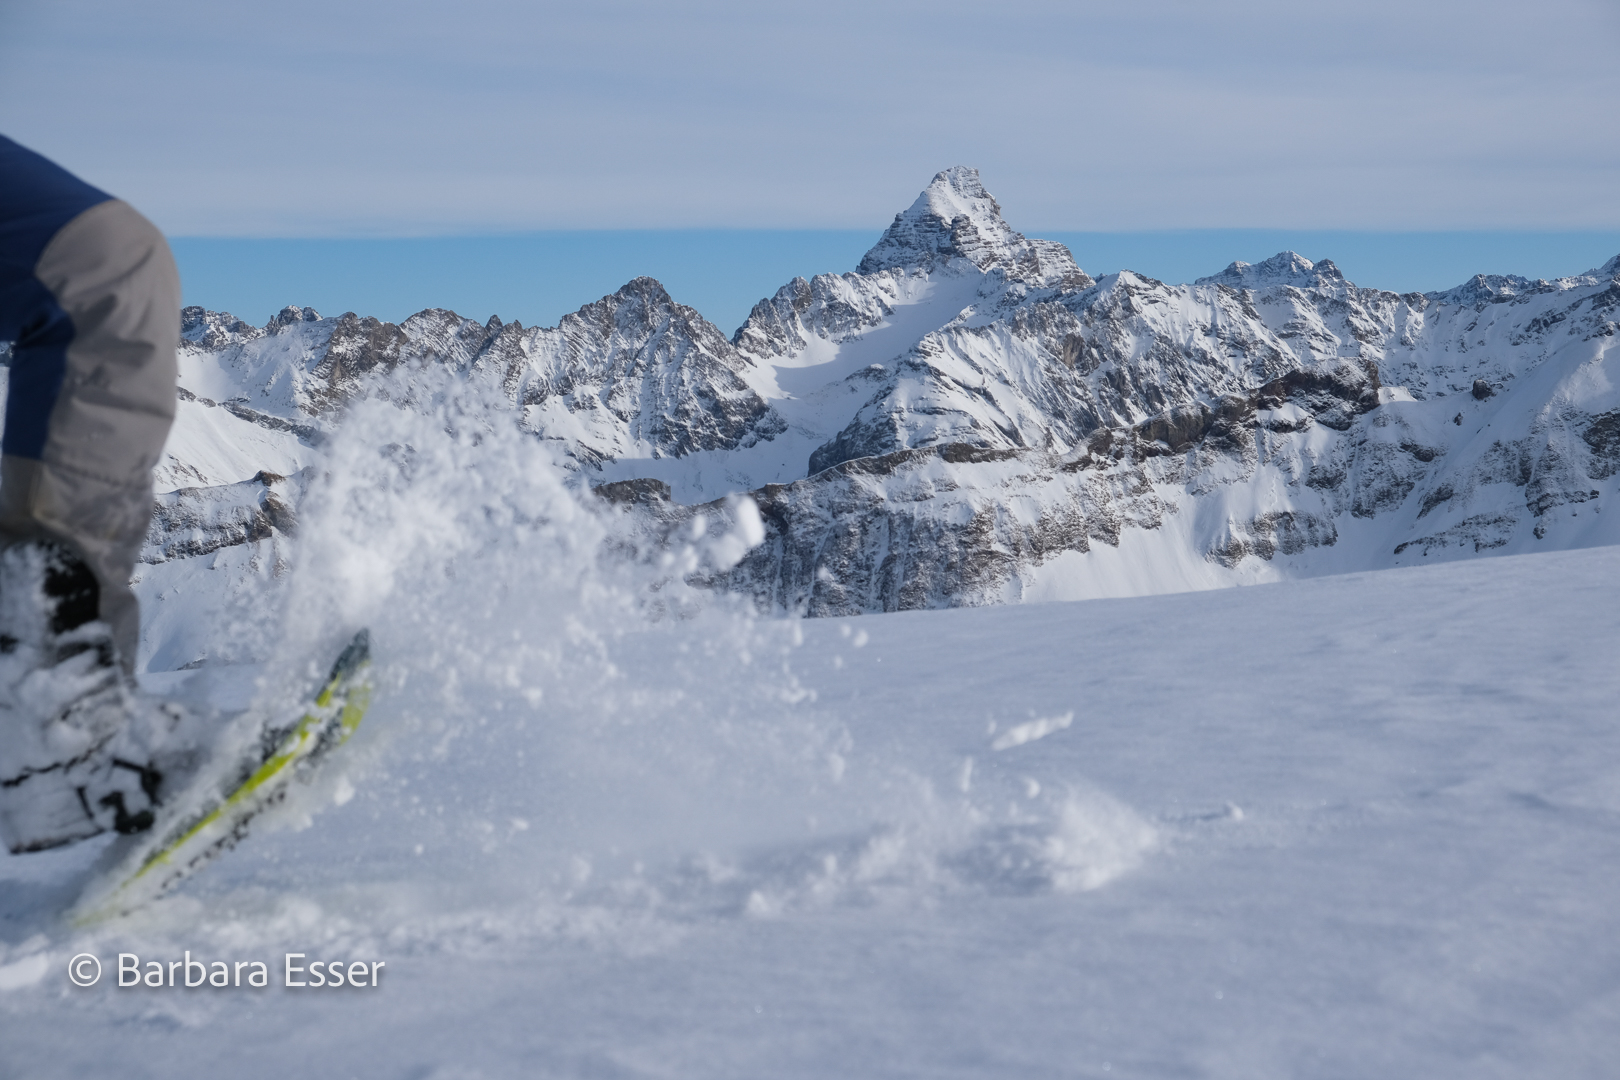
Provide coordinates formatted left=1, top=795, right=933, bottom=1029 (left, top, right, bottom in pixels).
left=4, top=0, right=1617, bottom=328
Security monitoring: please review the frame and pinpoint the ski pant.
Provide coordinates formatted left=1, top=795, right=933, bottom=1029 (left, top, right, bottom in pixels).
left=1, top=137, right=178, bottom=673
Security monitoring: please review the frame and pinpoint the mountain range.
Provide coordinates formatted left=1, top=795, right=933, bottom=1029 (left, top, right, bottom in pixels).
left=12, top=165, right=1619, bottom=662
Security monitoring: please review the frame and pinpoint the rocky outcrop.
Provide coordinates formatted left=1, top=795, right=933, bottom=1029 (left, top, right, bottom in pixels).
left=143, top=471, right=305, bottom=565
left=180, top=306, right=263, bottom=351
left=519, top=277, right=786, bottom=460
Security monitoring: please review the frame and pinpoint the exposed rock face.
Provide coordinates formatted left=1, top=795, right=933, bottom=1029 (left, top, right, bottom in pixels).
left=180, top=306, right=263, bottom=351
left=144, top=471, right=304, bottom=565
left=672, top=362, right=1387, bottom=612
left=520, top=277, right=786, bottom=460
left=313, top=312, right=410, bottom=402
left=733, top=271, right=905, bottom=362
left=802, top=265, right=1392, bottom=475
left=134, top=168, right=1620, bottom=612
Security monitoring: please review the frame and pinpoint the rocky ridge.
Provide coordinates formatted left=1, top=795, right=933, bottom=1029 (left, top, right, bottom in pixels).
left=175, top=277, right=785, bottom=467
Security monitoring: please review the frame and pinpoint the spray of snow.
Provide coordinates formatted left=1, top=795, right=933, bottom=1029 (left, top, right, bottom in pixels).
left=990, top=711, right=1074, bottom=751
left=49, top=366, right=1159, bottom=964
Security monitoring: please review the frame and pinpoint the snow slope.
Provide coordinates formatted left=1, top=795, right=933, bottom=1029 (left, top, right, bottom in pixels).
left=2, top=379, right=1619, bottom=1076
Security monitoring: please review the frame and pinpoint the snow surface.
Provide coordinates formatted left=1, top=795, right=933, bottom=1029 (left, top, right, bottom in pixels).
left=3, top=377, right=1619, bottom=1077
left=154, top=397, right=314, bottom=490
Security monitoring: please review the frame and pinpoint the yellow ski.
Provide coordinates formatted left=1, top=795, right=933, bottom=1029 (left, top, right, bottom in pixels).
left=71, top=630, right=373, bottom=923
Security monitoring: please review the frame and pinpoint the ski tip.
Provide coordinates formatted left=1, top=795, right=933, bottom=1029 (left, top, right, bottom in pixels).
left=328, top=628, right=371, bottom=683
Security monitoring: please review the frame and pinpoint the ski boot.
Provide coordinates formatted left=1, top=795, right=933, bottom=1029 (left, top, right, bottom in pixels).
left=0, top=542, right=201, bottom=853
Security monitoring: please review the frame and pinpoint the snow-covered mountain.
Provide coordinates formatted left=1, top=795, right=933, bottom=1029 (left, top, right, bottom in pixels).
left=698, top=237, right=1620, bottom=611
left=26, top=165, right=1618, bottom=654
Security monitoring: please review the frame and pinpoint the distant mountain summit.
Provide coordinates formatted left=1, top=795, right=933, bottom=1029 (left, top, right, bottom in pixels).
left=1195, top=251, right=1346, bottom=290
left=858, top=166, right=1091, bottom=288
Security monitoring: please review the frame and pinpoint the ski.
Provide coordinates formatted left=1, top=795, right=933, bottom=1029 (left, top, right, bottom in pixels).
left=70, top=629, right=374, bottom=923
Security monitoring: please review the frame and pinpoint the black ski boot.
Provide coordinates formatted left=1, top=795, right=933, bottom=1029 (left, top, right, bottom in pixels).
left=0, top=542, right=187, bottom=852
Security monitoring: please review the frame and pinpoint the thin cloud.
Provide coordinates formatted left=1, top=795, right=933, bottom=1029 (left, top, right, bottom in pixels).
left=2, top=0, right=1615, bottom=234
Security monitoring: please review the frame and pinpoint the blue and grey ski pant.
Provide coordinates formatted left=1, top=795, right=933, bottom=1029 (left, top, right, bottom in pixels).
left=0, top=135, right=179, bottom=672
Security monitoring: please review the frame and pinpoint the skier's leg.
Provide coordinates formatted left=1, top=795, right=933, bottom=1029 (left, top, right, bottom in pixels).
left=0, top=196, right=179, bottom=669
left=0, top=138, right=182, bottom=852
